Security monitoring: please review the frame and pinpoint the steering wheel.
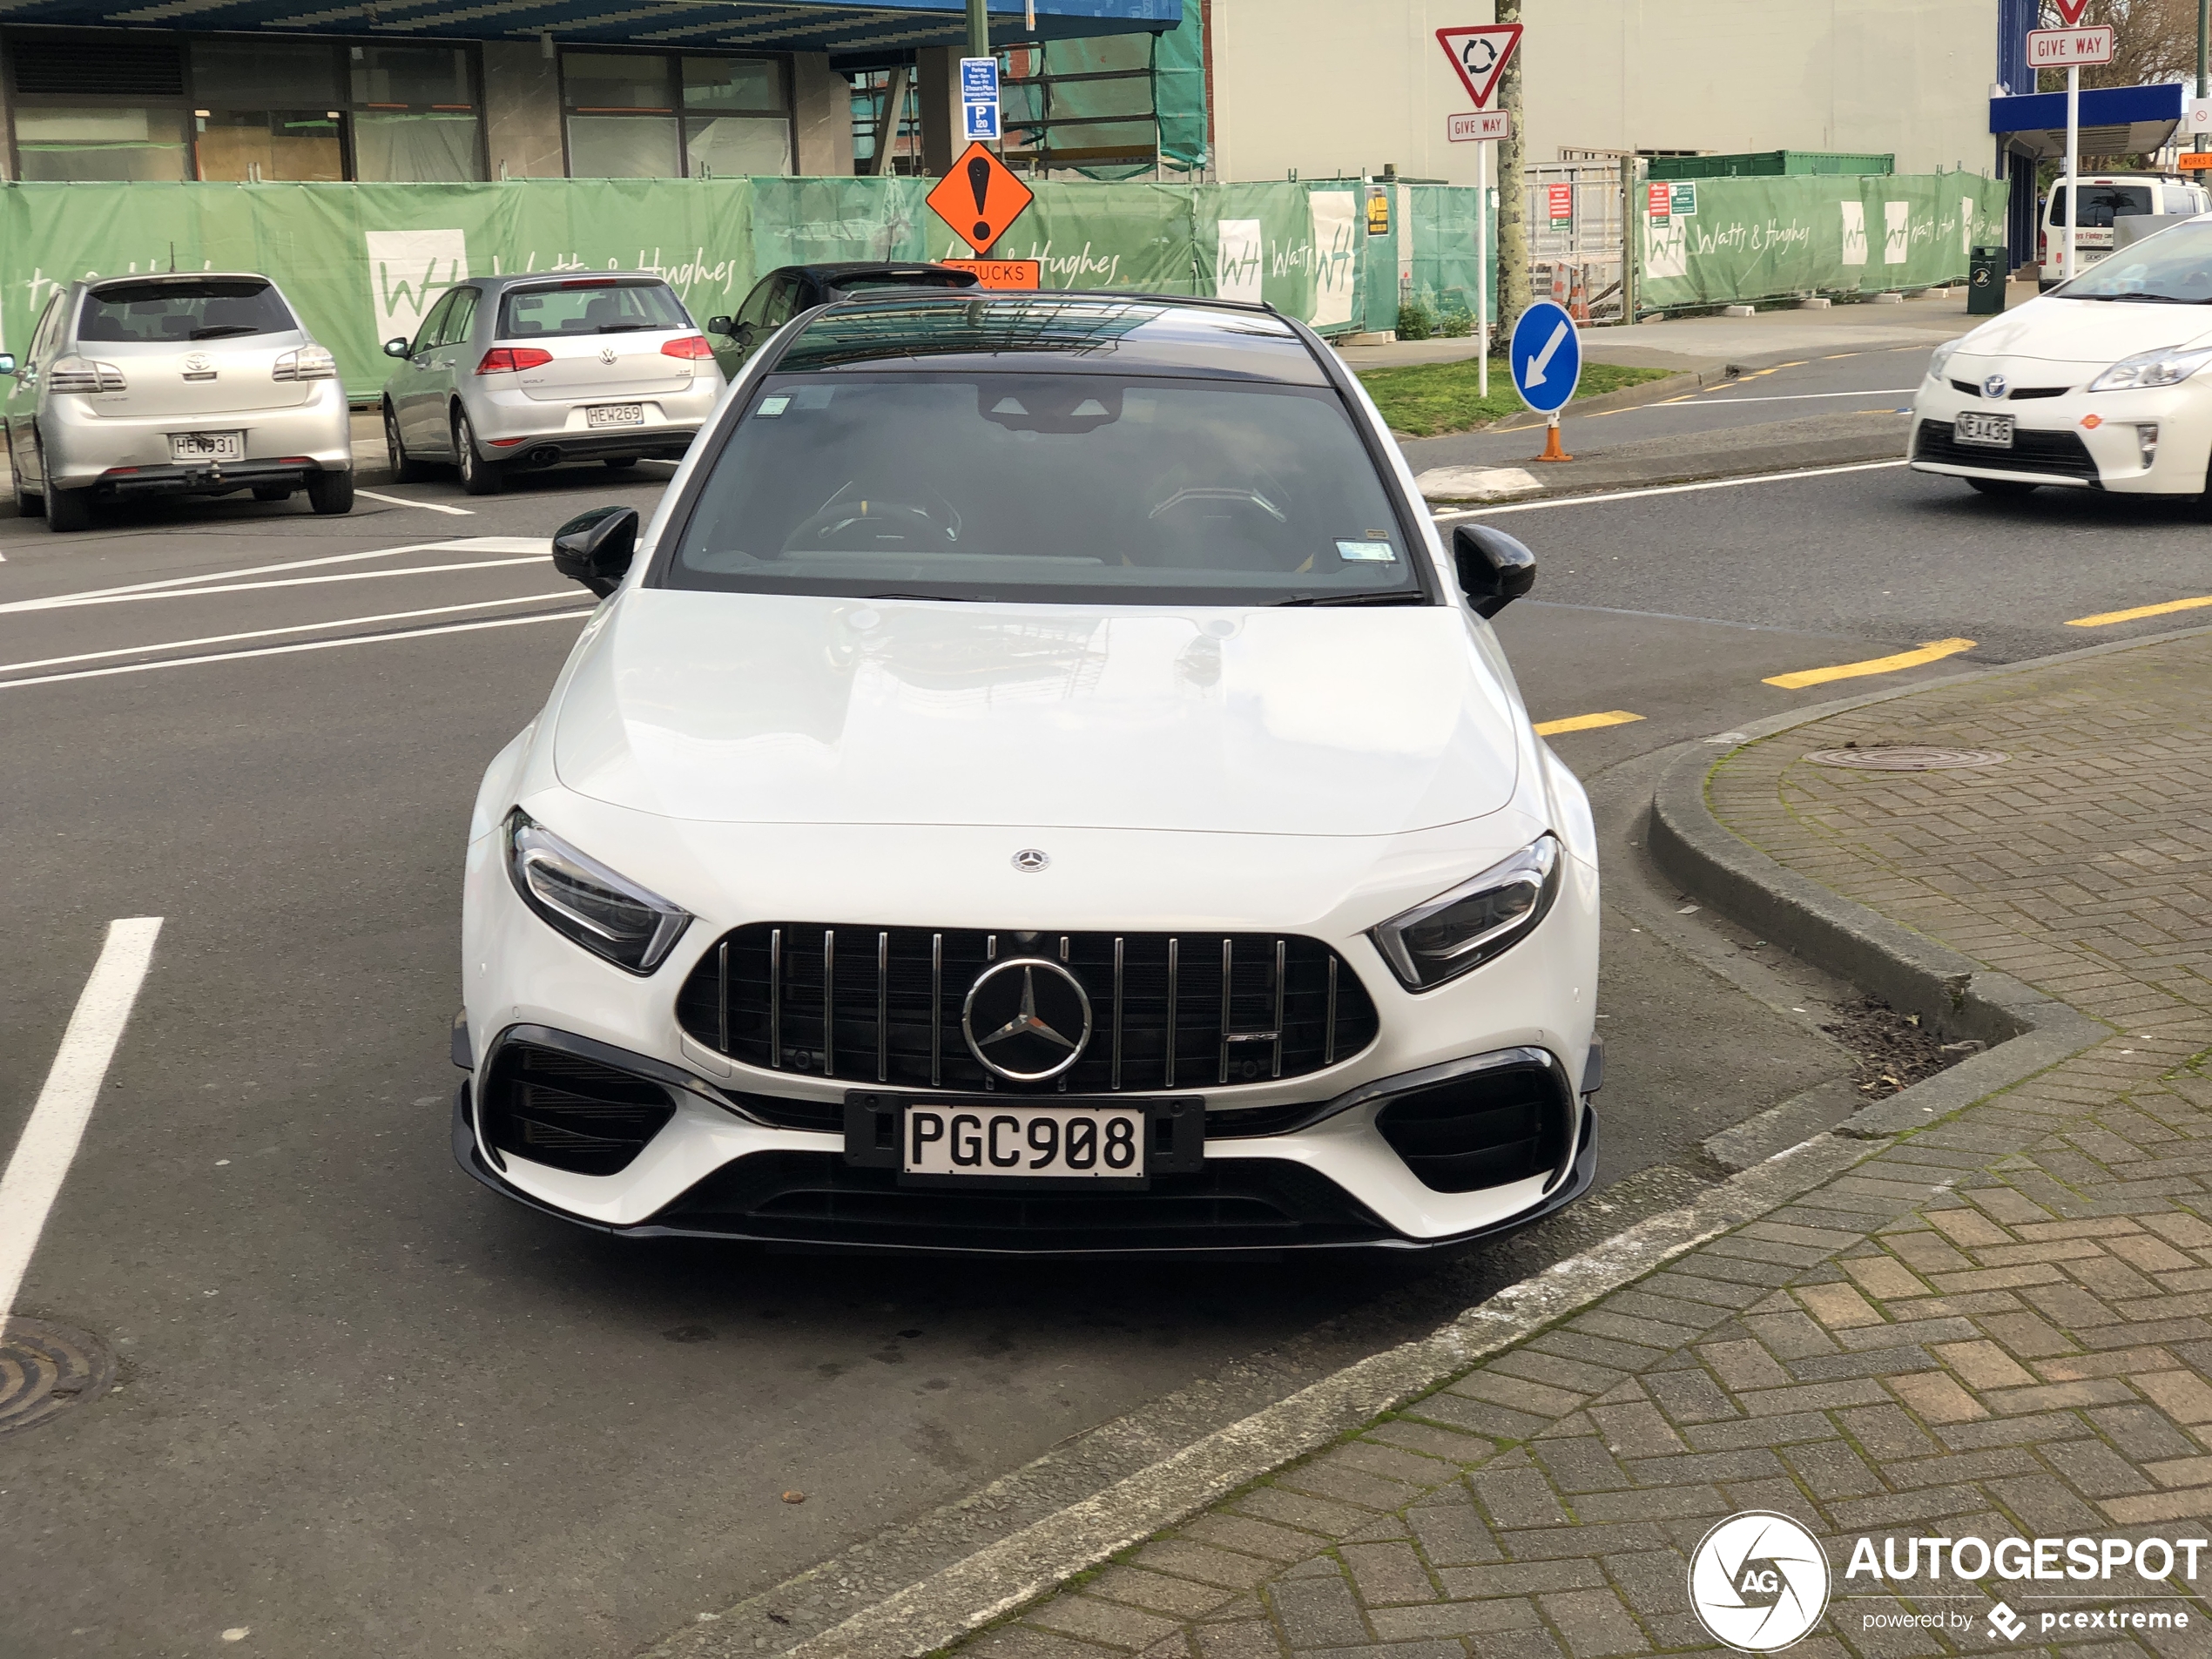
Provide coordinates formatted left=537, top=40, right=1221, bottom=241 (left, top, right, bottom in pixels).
left=784, top=498, right=956, bottom=552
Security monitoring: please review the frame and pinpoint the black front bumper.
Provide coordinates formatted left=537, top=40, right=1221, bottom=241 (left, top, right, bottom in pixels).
left=450, top=1080, right=1598, bottom=1260
left=95, top=459, right=343, bottom=499
left=486, top=427, right=698, bottom=469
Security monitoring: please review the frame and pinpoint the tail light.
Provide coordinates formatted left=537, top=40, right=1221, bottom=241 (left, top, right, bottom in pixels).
left=660, top=334, right=715, bottom=361
left=272, top=345, right=336, bottom=381
left=48, top=355, right=125, bottom=394
left=477, top=347, right=554, bottom=374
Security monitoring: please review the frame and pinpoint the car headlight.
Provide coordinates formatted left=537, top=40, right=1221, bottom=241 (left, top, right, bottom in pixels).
left=1369, top=834, right=1562, bottom=992
left=504, top=809, right=691, bottom=974
left=1926, top=338, right=1965, bottom=383
left=2088, top=345, right=2212, bottom=392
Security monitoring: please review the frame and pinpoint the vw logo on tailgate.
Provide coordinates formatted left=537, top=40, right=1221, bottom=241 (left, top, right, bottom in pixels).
left=599, top=347, right=618, bottom=365
left=961, top=958, right=1093, bottom=1082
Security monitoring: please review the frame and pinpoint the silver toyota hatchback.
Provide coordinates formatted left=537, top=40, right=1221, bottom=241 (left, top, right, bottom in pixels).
left=380, top=273, right=724, bottom=496
left=3, top=272, right=354, bottom=533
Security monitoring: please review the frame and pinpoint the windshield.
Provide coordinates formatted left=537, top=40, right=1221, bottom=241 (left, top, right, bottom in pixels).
left=2051, top=219, right=2212, bottom=301
left=78, top=279, right=295, bottom=343
left=660, top=374, right=1426, bottom=606
left=2047, top=183, right=2154, bottom=227
left=497, top=280, right=690, bottom=338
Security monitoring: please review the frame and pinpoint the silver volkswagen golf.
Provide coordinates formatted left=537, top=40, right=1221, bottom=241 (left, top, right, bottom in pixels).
left=3, top=273, right=354, bottom=532
left=380, top=273, right=724, bottom=496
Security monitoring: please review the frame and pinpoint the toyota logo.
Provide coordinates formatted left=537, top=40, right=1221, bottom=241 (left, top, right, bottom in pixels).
left=961, top=958, right=1091, bottom=1082
left=1982, top=372, right=2008, bottom=400
left=182, top=352, right=212, bottom=374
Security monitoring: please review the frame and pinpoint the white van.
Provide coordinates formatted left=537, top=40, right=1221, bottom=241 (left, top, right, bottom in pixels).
left=2039, top=174, right=2212, bottom=287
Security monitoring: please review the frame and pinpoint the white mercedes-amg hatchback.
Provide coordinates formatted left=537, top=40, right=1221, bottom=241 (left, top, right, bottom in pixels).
left=455, top=293, right=1602, bottom=1257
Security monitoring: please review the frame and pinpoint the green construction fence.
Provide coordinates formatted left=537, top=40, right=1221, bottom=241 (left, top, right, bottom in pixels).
left=0, top=173, right=1492, bottom=398
left=1639, top=172, right=2010, bottom=311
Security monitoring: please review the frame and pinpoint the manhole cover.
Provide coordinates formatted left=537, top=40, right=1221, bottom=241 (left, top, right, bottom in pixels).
left=0, top=1318, right=117, bottom=1436
left=1804, top=745, right=2007, bottom=772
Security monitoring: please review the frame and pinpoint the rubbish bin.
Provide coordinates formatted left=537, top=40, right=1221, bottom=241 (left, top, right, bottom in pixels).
left=1967, top=245, right=2006, bottom=315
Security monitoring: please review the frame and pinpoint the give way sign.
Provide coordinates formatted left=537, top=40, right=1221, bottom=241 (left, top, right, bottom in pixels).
left=1435, top=24, right=1523, bottom=110
left=2049, top=0, right=2089, bottom=22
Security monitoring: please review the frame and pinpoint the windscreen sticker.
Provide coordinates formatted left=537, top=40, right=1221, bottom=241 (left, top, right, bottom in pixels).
left=755, top=395, right=792, bottom=418
left=1336, top=541, right=1398, bottom=563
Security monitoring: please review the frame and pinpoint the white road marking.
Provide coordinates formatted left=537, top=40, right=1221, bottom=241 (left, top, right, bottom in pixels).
left=0, top=536, right=548, bottom=615
left=0, top=590, right=583, bottom=676
left=1432, top=460, right=1911, bottom=519
left=41, top=556, right=549, bottom=611
left=1688, top=388, right=1919, bottom=404
left=0, top=917, right=162, bottom=1338
left=0, top=606, right=590, bottom=691
left=356, top=489, right=475, bottom=516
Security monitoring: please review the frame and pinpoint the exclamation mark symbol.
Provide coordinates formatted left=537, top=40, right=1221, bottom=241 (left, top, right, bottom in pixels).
left=968, top=155, right=993, bottom=246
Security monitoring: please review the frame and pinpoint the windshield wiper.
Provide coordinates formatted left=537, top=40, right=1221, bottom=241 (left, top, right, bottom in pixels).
left=859, top=591, right=973, bottom=602
left=597, top=323, right=653, bottom=334
left=189, top=324, right=260, bottom=340
left=1273, top=590, right=1427, bottom=607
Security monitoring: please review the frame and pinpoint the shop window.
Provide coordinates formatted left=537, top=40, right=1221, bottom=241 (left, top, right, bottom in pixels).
left=191, top=40, right=342, bottom=181
left=9, top=36, right=191, bottom=181
left=563, top=51, right=787, bottom=179
left=349, top=44, right=482, bottom=181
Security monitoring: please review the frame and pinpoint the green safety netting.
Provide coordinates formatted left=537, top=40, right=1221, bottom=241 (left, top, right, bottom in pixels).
left=1640, top=172, right=2010, bottom=308
left=1001, top=0, right=1206, bottom=178
left=0, top=172, right=1492, bottom=395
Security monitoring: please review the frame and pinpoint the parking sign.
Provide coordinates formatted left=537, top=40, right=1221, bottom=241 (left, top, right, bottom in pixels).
left=960, top=56, right=1001, bottom=142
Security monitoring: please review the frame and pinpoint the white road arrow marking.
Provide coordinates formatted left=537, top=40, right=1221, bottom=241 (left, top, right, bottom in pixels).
left=1523, top=319, right=1570, bottom=388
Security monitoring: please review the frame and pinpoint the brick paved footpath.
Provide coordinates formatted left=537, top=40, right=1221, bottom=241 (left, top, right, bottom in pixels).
left=945, top=633, right=2212, bottom=1659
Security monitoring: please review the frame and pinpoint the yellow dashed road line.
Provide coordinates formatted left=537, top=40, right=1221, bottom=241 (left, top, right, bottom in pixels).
left=1763, top=637, right=1975, bottom=691
left=1534, top=710, right=1644, bottom=736
left=2067, top=595, right=2212, bottom=627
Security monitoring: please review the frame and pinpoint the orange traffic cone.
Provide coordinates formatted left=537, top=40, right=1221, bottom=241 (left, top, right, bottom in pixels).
left=1534, top=415, right=1573, bottom=462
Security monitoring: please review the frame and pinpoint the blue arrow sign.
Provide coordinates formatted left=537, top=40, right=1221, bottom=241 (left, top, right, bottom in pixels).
left=1509, top=300, right=1581, bottom=415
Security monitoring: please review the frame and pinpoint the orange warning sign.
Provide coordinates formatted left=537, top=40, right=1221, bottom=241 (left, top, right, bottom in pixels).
left=925, top=142, right=1035, bottom=257
left=941, top=258, right=1043, bottom=291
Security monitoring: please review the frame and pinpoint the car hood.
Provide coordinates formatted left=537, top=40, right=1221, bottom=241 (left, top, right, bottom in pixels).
left=1957, top=296, right=2212, bottom=368
left=551, top=591, right=1521, bottom=835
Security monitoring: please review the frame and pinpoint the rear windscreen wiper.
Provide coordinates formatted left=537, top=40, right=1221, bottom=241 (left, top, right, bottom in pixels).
left=189, top=324, right=260, bottom=340
left=597, top=323, right=653, bottom=334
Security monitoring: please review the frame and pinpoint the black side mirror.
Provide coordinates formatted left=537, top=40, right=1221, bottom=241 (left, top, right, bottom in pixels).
left=1451, top=524, right=1536, bottom=618
left=383, top=337, right=411, bottom=358
left=552, top=505, right=640, bottom=598
left=705, top=314, right=736, bottom=335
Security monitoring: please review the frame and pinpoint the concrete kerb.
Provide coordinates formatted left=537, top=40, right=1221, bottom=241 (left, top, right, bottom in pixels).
left=1482, top=367, right=1714, bottom=433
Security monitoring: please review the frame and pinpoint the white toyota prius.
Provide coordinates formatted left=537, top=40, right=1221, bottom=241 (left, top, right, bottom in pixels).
left=455, top=293, right=1601, bottom=1258
left=1912, top=216, right=2212, bottom=498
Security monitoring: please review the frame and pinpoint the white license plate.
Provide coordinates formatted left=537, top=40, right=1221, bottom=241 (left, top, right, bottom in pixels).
left=903, top=1103, right=1145, bottom=1179
left=169, top=430, right=243, bottom=462
left=586, top=404, right=644, bottom=428
left=1955, top=412, right=2014, bottom=448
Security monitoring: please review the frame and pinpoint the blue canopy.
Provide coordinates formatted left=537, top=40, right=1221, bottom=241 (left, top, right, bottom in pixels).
left=0, top=0, right=1180, bottom=55
left=1989, top=82, right=2184, bottom=159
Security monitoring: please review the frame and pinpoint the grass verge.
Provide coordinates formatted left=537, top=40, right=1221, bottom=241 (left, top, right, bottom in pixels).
left=1359, top=357, right=1676, bottom=438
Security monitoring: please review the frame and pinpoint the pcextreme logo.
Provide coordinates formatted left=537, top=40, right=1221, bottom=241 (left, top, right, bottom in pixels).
left=1689, top=1512, right=1831, bottom=1651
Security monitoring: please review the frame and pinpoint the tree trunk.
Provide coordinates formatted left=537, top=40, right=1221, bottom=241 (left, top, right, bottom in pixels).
left=1496, top=0, right=1529, bottom=334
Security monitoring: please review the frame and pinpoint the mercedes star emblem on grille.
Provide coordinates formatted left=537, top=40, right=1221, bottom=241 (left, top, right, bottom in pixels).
left=961, top=958, right=1092, bottom=1082
left=1011, top=848, right=1049, bottom=872
left=1982, top=373, right=2007, bottom=400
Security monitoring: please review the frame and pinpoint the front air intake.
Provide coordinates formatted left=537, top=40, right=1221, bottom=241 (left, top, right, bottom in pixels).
left=481, top=1042, right=677, bottom=1177
left=1374, top=1056, right=1574, bottom=1193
